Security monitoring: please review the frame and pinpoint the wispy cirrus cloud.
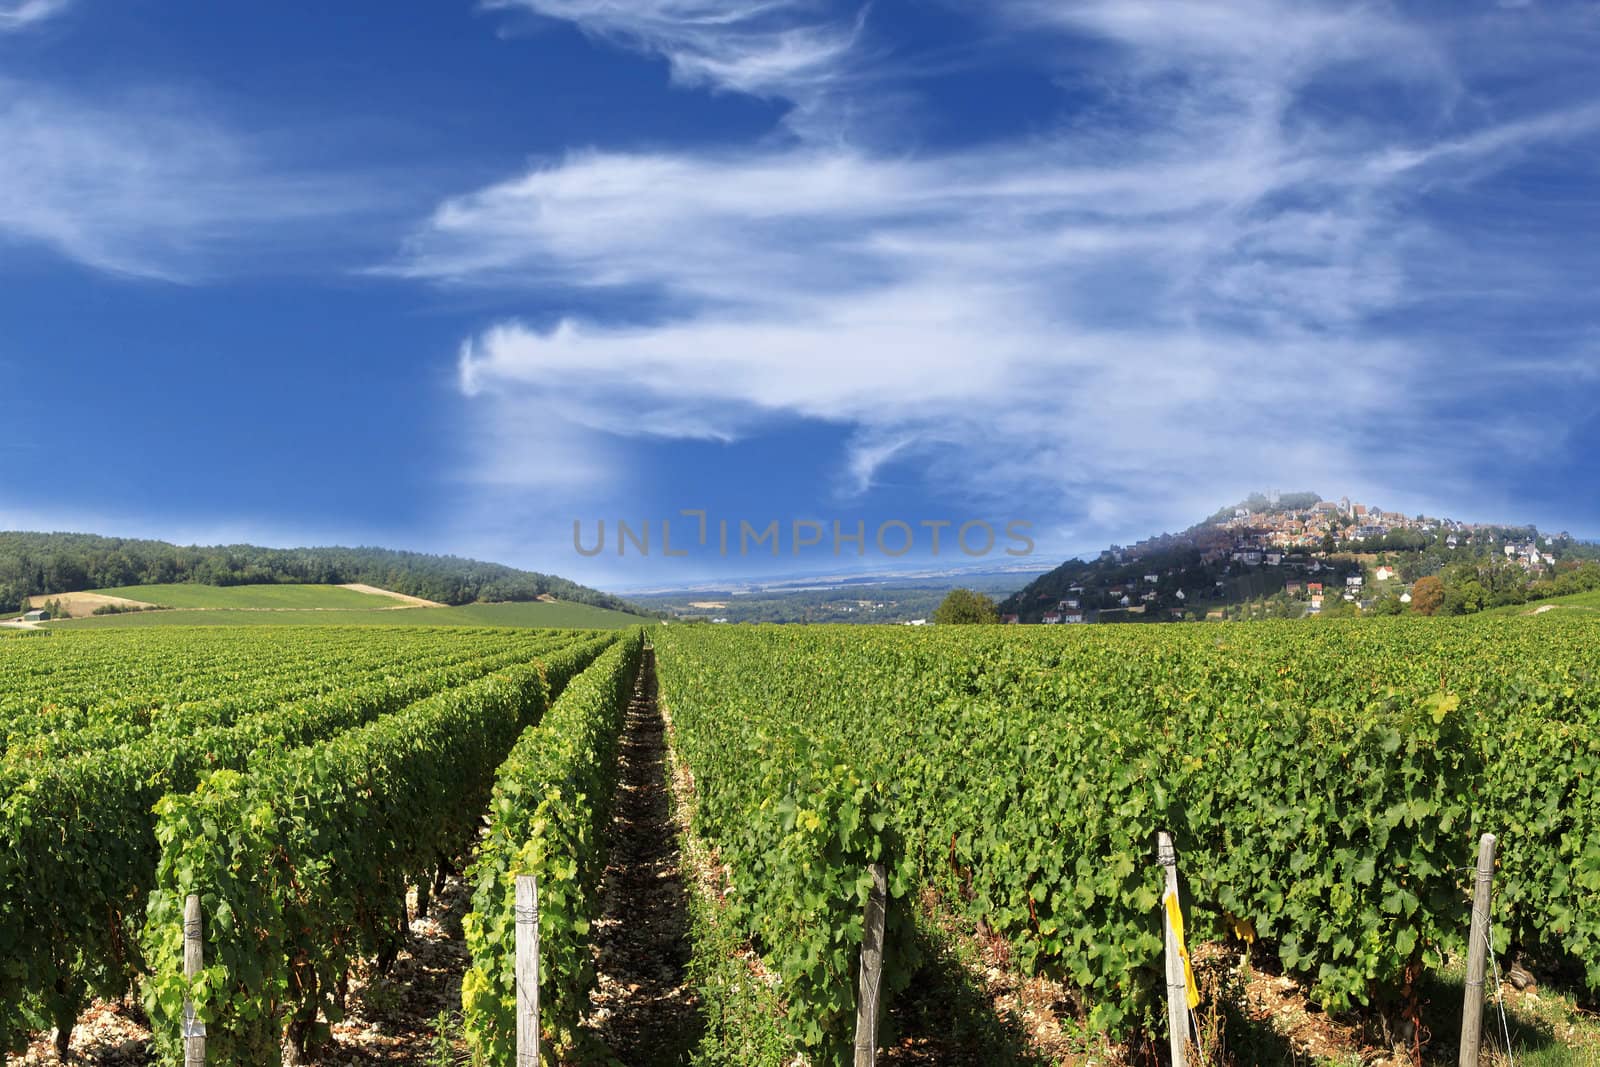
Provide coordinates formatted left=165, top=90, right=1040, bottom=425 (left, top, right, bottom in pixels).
left=0, top=82, right=401, bottom=280
left=996, top=0, right=1443, bottom=71
left=412, top=0, right=1600, bottom=550
left=485, top=0, right=869, bottom=132
left=0, top=0, right=69, bottom=31
left=1369, top=100, right=1600, bottom=178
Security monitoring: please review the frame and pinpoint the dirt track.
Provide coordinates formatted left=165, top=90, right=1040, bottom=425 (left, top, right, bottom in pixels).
left=582, top=648, right=700, bottom=1063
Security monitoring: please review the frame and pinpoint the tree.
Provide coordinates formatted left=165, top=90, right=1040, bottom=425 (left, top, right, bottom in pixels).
left=1444, top=579, right=1487, bottom=616
left=933, top=588, right=999, bottom=624
left=1372, top=595, right=1404, bottom=616
left=1410, top=576, right=1445, bottom=616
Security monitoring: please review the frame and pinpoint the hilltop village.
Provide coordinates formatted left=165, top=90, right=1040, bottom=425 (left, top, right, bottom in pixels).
left=1000, top=492, right=1594, bottom=624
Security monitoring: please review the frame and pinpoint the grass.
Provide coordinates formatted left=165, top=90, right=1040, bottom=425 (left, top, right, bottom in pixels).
left=51, top=600, right=646, bottom=630
left=1417, top=960, right=1600, bottom=1066
left=90, top=582, right=403, bottom=610
left=1525, top=588, right=1600, bottom=613
left=1481, top=588, right=1600, bottom=618
left=1184, top=947, right=1600, bottom=1066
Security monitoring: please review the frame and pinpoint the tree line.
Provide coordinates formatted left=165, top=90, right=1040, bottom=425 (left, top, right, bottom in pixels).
left=0, top=531, right=642, bottom=616
left=1404, top=558, right=1600, bottom=616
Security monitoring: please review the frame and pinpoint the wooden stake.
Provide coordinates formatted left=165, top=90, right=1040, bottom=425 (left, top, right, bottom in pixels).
left=1459, top=833, right=1497, bottom=1067
left=853, top=862, right=888, bottom=1067
left=182, top=894, right=205, bottom=1067
left=1158, top=833, right=1188, bottom=1067
left=515, top=875, right=540, bottom=1067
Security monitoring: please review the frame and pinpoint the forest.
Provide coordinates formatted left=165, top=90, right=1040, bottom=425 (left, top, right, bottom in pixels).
left=0, top=531, right=640, bottom=614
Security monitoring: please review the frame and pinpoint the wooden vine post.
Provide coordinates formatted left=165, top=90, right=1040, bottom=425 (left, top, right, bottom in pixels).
left=1158, top=832, right=1190, bottom=1067
left=182, top=893, right=205, bottom=1067
left=515, top=874, right=541, bottom=1067
left=853, top=862, right=888, bottom=1067
left=1459, top=833, right=1497, bottom=1067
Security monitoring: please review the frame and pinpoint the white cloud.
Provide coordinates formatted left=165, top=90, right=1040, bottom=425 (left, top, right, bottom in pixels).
left=998, top=0, right=1437, bottom=69
left=486, top=0, right=865, bottom=132
left=0, top=82, right=391, bottom=280
left=407, top=0, right=1600, bottom=553
left=1369, top=101, right=1600, bottom=178
left=0, top=0, right=69, bottom=31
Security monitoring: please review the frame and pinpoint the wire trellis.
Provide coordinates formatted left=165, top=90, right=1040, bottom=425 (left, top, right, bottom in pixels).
left=1483, top=917, right=1515, bottom=1066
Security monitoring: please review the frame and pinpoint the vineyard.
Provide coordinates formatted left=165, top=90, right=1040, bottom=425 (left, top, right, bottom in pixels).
left=0, top=625, right=637, bottom=1061
left=1, top=615, right=1598, bottom=1064
left=652, top=616, right=1600, bottom=1063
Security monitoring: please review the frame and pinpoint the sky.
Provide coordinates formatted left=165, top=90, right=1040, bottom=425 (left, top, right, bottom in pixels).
left=2, top=0, right=1598, bottom=590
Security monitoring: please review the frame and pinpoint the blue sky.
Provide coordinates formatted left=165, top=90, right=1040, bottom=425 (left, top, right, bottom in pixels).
left=2, top=0, right=1598, bottom=589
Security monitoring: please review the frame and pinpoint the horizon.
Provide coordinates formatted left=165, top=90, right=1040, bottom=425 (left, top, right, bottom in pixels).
left=4, top=480, right=1586, bottom=597
left=5, top=1, right=1600, bottom=589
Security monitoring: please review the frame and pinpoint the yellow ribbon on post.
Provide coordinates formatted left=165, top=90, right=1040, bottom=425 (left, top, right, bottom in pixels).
left=1163, top=888, right=1200, bottom=1009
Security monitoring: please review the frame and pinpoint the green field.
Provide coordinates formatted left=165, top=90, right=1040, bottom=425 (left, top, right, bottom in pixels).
left=90, top=582, right=402, bottom=609
left=52, top=599, right=645, bottom=630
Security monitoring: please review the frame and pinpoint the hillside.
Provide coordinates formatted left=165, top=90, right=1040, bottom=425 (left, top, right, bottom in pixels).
left=1481, top=585, right=1600, bottom=618
left=47, top=599, right=644, bottom=630
left=1002, top=492, right=1600, bottom=623
left=0, top=530, right=647, bottom=617
left=84, top=582, right=409, bottom=610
